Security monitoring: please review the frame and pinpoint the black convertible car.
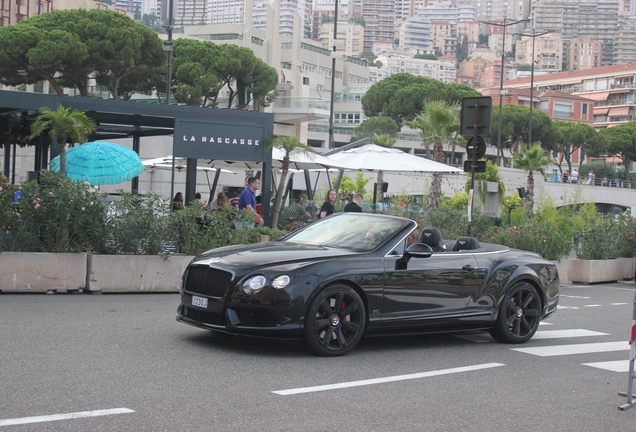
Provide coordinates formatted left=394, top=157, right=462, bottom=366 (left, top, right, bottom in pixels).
left=177, top=213, right=560, bottom=356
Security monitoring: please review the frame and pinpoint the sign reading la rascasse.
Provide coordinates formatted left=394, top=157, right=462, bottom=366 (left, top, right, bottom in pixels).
left=182, top=135, right=260, bottom=146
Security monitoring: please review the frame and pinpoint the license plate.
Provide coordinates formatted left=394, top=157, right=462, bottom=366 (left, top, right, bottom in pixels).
left=192, top=295, right=208, bottom=308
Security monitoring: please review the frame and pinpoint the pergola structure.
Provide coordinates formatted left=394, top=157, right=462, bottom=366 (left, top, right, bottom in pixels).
left=0, top=90, right=275, bottom=223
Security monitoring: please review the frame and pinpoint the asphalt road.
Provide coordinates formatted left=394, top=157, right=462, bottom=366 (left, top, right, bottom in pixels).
left=2, top=282, right=636, bottom=431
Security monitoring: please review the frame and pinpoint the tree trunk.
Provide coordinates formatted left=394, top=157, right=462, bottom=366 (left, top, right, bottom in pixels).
left=426, top=143, right=445, bottom=212
left=376, top=170, right=384, bottom=210
left=271, top=168, right=288, bottom=228
left=526, top=170, right=535, bottom=215
left=58, top=133, right=68, bottom=176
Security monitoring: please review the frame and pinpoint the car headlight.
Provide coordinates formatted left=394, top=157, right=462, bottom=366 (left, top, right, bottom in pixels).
left=242, top=275, right=266, bottom=294
left=271, top=275, right=290, bottom=289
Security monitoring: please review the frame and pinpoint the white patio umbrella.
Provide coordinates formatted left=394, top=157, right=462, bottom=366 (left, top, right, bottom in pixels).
left=141, top=156, right=235, bottom=174
left=202, top=148, right=355, bottom=171
left=327, top=144, right=462, bottom=173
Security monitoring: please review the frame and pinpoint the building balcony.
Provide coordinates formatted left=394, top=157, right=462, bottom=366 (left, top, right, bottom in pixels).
left=271, top=97, right=331, bottom=125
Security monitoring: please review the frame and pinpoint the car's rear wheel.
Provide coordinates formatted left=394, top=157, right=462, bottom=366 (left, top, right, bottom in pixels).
left=304, top=284, right=366, bottom=356
left=489, top=282, right=541, bottom=344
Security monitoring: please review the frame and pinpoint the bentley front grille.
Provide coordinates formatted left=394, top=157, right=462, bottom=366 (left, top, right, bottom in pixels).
left=185, top=266, right=233, bottom=297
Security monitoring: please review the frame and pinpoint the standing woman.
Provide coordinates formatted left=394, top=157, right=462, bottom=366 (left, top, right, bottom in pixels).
left=319, top=189, right=337, bottom=219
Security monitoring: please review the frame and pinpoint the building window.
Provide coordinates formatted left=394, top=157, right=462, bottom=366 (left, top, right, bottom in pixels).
left=582, top=104, right=588, bottom=115
left=303, top=77, right=309, bottom=85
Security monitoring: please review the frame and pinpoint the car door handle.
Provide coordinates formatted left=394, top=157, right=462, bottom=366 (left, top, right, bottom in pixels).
left=462, top=265, right=475, bottom=271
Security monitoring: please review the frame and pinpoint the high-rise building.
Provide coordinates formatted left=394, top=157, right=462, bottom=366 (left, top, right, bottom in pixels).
left=614, top=16, right=636, bottom=64
left=175, top=0, right=207, bottom=26
left=318, top=20, right=364, bottom=56
left=532, top=0, right=620, bottom=67
left=361, top=0, right=395, bottom=52
left=515, top=32, right=563, bottom=71
left=399, top=15, right=432, bottom=53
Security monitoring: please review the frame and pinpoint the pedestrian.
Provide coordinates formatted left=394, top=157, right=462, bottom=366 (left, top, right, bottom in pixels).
left=570, top=168, right=579, bottom=184
left=601, top=176, right=608, bottom=187
left=562, top=170, right=569, bottom=183
left=318, top=189, right=337, bottom=219
left=344, top=193, right=363, bottom=212
left=552, top=172, right=559, bottom=182
left=235, top=177, right=262, bottom=228
left=172, top=192, right=184, bottom=211
left=587, top=170, right=595, bottom=185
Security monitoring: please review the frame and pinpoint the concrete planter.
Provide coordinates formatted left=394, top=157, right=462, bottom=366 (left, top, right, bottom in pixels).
left=569, top=258, right=635, bottom=284
left=85, top=254, right=195, bottom=293
left=0, top=252, right=87, bottom=293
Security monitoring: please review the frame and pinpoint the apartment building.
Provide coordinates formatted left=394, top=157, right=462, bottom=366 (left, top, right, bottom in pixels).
left=0, top=0, right=131, bottom=26
left=310, top=8, right=347, bottom=41
left=318, top=20, right=364, bottom=57
left=375, top=50, right=457, bottom=83
left=430, top=20, right=456, bottom=57
left=487, top=63, right=636, bottom=129
left=531, top=0, right=621, bottom=67
left=361, top=0, right=395, bottom=52
left=175, top=0, right=207, bottom=26
left=399, top=15, right=432, bottom=53
left=614, top=16, right=636, bottom=64
left=567, top=39, right=603, bottom=71
left=515, top=32, right=563, bottom=72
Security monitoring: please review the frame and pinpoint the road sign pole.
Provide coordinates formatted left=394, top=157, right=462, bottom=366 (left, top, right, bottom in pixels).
left=467, top=100, right=480, bottom=231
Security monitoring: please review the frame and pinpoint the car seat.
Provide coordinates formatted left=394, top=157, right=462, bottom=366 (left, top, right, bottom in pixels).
left=419, top=227, right=446, bottom=252
left=451, top=236, right=481, bottom=251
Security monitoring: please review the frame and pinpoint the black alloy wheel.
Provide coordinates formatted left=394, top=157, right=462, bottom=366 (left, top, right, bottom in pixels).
left=304, top=284, right=366, bottom=356
left=489, top=282, right=541, bottom=344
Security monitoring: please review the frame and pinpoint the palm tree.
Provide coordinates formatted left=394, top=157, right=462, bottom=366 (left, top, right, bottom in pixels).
left=268, top=135, right=313, bottom=227
left=512, top=143, right=550, bottom=214
left=30, top=106, right=96, bottom=175
left=372, top=133, right=397, bottom=207
left=411, top=100, right=460, bottom=212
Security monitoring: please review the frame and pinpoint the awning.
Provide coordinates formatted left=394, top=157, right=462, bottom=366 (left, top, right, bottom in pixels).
left=581, top=92, right=610, bottom=101
left=609, top=88, right=632, bottom=94
left=608, top=106, right=630, bottom=117
left=594, top=107, right=609, bottom=116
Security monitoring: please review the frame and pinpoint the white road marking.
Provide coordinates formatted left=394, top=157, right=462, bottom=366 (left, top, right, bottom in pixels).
left=272, top=363, right=505, bottom=395
left=539, top=322, right=553, bottom=325
left=583, top=360, right=631, bottom=372
left=584, top=304, right=602, bottom=307
left=612, top=303, right=628, bottom=306
left=532, top=329, right=609, bottom=339
left=512, top=341, right=628, bottom=357
left=561, top=295, right=591, bottom=299
left=557, top=305, right=579, bottom=310
left=0, top=408, right=134, bottom=427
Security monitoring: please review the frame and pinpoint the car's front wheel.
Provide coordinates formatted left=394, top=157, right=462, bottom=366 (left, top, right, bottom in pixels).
left=304, top=284, right=366, bottom=356
left=489, top=282, right=541, bottom=343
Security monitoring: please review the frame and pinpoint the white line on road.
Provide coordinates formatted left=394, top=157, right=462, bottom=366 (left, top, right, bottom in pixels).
left=272, top=363, right=505, bottom=395
left=557, top=305, right=579, bottom=310
left=611, top=303, right=628, bottom=306
left=561, top=295, right=591, bottom=299
left=0, top=408, right=134, bottom=427
left=532, top=329, right=609, bottom=339
left=583, top=360, right=631, bottom=372
left=512, top=341, right=628, bottom=357
left=584, top=304, right=602, bottom=307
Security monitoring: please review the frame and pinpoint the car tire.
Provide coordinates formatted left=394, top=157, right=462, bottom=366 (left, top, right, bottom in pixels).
left=303, top=284, right=366, bottom=357
left=489, top=282, right=541, bottom=344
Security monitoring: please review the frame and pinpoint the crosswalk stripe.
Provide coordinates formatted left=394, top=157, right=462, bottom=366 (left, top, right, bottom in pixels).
left=583, top=360, right=631, bottom=372
left=512, top=341, right=628, bottom=357
left=532, top=329, right=609, bottom=339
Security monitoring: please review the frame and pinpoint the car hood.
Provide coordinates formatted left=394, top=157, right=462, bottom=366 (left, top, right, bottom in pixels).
left=190, top=242, right=356, bottom=270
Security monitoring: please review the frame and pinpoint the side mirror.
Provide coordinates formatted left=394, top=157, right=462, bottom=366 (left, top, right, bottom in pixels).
left=395, top=243, right=433, bottom=270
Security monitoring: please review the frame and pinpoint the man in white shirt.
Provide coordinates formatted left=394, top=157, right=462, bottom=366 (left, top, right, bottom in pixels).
left=570, top=169, right=579, bottom=184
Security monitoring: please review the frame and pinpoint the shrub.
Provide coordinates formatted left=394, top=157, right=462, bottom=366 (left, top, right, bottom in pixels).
left=6, top=171, right=106, bottom=252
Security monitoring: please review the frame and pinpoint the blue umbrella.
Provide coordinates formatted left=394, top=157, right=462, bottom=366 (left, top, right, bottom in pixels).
left=50, top=141, right=145, bottom=185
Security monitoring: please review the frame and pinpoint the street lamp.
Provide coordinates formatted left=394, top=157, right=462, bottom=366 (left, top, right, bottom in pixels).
left=480, top=18, right=528, bottom=166
left=328, top=0, right=340, bottom=150
left=514, top=29, right=552, bottom=148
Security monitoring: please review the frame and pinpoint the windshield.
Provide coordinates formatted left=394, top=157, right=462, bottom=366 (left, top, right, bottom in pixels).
left=283, top=213, right=410, bottom=252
